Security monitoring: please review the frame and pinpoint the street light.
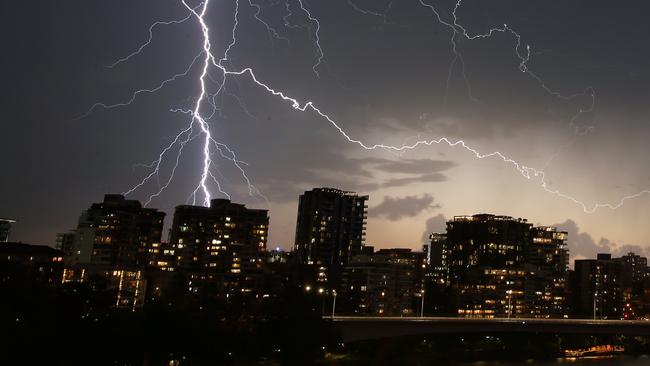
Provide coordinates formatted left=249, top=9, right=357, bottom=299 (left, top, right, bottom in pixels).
left=420, top=289, right=425, bottom=318
left=593, top=291, right=598, bottom=320
left=332, top=290, right=337, bottom=319
left=507, top=290, right=513, bottom=320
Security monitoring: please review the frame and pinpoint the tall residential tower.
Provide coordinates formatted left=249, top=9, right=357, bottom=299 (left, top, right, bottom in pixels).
left=166, top=198, right=269, bottom=294
left=294, top=188, right=368, bottom=267
left=60, top=194, right=165, bottom=267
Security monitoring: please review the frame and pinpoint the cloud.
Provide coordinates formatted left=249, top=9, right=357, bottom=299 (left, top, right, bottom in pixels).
left=421, top=214, right=447, bottom=243
left=381, top=172, right=448, bottom=188
left=370, top=194, right=439, bottom=221
left=255, top=154, right=457, bottom=202
left=367, top=158, right=458, bottom=175
left=352, top=157, right=457, bottom=189
left=555, top=219, right=649, bottom=262
left=555, top=219, right=613, bottom=260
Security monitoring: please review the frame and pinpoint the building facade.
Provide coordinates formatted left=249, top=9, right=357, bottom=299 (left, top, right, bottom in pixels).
left=425, top=233, right=449, bottom=285
left=61, top=266, right=146, bottom=311
left=527, top=226, right=569, bottom=317
left=340, top=248, right=425, bottom=316
left=165, top=198, right=269, bottom=294
left=60, top=194, right=165, bottom=268
left=445, top=214, right=569, bottom=318
left=573, top=254, right=623, bottom=319
left=294, top=188, right=368, bottom=269
left=618, top=252, right=648, bottom=287
left=294, top=188, right=368, bottom=289
left=446, top=214, right=532, bottom=285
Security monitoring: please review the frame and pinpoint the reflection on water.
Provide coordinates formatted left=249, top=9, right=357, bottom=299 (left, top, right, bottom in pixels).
left=461, top=355, right=649, bottom=366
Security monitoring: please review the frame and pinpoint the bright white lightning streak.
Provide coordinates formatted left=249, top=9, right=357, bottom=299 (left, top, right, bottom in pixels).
left=179, top=0, right=648, bottom=213
left=84, top=0, right=265, bottom=207
left=85, top=0, right=648, bottom=213
left=183, top=0, right=268, bottom=206
left=182, top=0, right=217, bottom=207
left=231, top=67, right=650, bottom=212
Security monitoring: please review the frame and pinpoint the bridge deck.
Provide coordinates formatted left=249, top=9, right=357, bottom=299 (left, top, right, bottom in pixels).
left=330, top=316, right=650, bottom=342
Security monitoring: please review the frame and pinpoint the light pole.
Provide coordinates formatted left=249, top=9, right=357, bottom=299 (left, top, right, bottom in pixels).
left=331, top=290, right=337, bottom=319
left=593, top=291, right=598, bottom=320
left=319, top=288, right=325, bottom=315
left=507, top=290, right=512, bottom=320
left=420, top=289, right=425, bottom=318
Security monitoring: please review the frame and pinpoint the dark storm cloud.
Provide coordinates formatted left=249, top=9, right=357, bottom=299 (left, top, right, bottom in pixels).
left=251, top=149, right=457, bottom=202
left=345, top=157, right=456, bottom=191
left=381, top=172, right=448, bottom=188
left=555, top=219, right=649, bottom=260
left=555, top=219, right=612, bottom=260
left=421, top=214, right=447, bottom=243
left=3, top=0, right=650, bottom=248
left=370, top=194, right=439, bottom=221
left=365, top=158, right=458, bottom=175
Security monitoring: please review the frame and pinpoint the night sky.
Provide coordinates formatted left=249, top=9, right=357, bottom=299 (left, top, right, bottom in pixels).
left=2, top=0, right=650, bottom=261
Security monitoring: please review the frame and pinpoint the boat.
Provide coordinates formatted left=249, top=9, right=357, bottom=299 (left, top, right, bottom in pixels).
left=563, top=344, right=625, bottom=358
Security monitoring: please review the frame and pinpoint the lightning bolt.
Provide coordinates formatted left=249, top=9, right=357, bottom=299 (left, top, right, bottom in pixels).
left=416, top=0, right=598, bottom=170
left=295, top=0, right=324, bottom=77
left=79, top=0, right=267, bottom=207
left=248, top=0, right=291, bottom=47
left=347, top=0, right=393, bottom=25
left=105, top=3, right=202, bottom=69
left=281, top=0, right=324, bottom=77
left=77, top=52, right=203, bottom=120
left=80, top=0, right=648, bottom=214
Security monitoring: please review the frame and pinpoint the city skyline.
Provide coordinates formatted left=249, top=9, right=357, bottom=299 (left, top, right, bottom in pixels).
left=2, top=188, right=646, bottom=264
left=3, top=187, right=650, bottom=364
left=2, top=0, right=650, bottom=260
left=10, top=190, right=647, bottom=321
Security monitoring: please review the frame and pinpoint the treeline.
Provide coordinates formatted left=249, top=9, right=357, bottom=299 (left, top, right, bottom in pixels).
left=1, top=262, right=339, bottom=365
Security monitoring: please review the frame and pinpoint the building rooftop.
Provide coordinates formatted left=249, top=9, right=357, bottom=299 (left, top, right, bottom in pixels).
left=452, top=214, right=528, bottom=223
left=0, top=242, right=62, bottom=257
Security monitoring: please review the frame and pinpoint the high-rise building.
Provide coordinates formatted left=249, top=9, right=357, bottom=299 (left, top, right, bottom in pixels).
left=446, top=214, right=532, bottom=285
left=426, top=233, right=449, bottom=285
left=0, top=218, right=16, bottom=242
left=445, top=214, right=570, bottom=318
left=617, top=252, right=648, bottom=287
left=527, top=226, right=569, bottom=317
left=340, top=248, right=425, bottom=316
left=573, top=254, right=623, bottom=319
left=294, top=188, right=368, bottom=269
left=61, top=194, right=165, bottom=267
left=167, top=198, right=269, bottom=294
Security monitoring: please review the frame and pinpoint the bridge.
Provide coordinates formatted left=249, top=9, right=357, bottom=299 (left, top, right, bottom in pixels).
left=330, top=316, right=650, bottom=342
